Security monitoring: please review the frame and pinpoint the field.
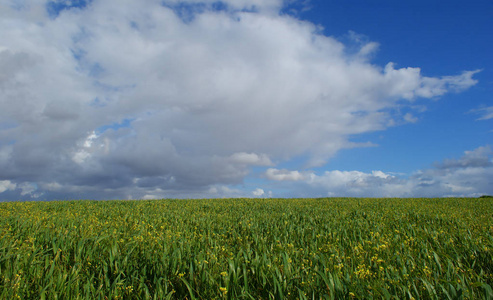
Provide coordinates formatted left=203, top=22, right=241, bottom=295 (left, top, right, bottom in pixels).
left=0, top=198, right=492, bottom=299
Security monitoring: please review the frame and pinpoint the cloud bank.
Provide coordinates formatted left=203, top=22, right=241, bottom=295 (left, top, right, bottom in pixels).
left=0, top=0, right=482, bottom=200
left=265, top=146, right=493, bottom=198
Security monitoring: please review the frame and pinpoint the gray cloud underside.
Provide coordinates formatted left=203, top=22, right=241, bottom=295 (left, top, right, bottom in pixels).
left=0, top=0, right=481, bottom=200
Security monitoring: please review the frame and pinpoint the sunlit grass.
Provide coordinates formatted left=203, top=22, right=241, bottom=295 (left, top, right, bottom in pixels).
left=0, top=198, right=492, bottom=299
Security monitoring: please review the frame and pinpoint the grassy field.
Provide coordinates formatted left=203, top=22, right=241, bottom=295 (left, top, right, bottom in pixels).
left=0, top=198, right=492, bottom=299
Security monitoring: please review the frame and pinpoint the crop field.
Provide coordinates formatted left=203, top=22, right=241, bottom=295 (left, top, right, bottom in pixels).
left=0, top=198, right=492, bottom=299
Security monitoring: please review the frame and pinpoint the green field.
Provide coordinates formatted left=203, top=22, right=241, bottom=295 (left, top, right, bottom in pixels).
left=0, top=198, right=492, bottom=299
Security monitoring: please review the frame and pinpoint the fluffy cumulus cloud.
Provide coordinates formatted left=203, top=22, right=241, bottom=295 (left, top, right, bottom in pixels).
left=265, top=168, right=308, bottom=181
left=0, top=180, right=16, bottom=193
left=264, top=146, right=493, bottom=198
left=252, top=188, right=264, bottom=197
left=0, top=0, right=481, bottom=200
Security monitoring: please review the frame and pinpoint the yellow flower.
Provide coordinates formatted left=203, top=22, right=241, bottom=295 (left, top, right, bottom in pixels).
left=220, top=287, right=227, bottom=294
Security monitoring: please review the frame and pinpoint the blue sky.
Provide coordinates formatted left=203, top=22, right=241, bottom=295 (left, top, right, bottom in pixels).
left=0, top=0, right=491, bottom=200
left=298, top=0, right=492, bottom=173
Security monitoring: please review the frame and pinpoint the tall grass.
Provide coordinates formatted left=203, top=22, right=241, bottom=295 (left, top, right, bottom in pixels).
left=0, top=198, right=492, bottom=299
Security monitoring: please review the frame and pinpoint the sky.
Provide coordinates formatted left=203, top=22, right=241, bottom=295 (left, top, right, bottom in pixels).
left=0, top=0, right=492, bottom=200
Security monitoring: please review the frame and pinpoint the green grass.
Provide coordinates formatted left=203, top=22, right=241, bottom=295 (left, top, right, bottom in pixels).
left=0, top=198, right=492, bottom=299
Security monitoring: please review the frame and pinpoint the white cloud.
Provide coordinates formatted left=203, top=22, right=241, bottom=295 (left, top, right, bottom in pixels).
left=382, top=64, right=479, bottom=100
left=252, top=188, right=273, bottom=198
left=252, top=188, right=264, bottom=196
left=263, top=146, right=493, bottom=198
left=228, top=152, right=273, bottom=166
left=403, top=113, right=418, bottom=123
left=371, top=170, right=391, bottom=179
left=436, top=146, right=492, bottom=169
left=207, top=185, right=245, bottom=198
left=470, top=106, right=493, bottom=121
left=19, top=182, right=41, bottom=197
left=345, top=31, right=380, bottom=60
left=265, top=168, right=307, bottom=181
left=162, top=0, right=284, bottom=13
left=72, top=131, right=99, bottom=164
left=0, top=0, right=480, bottom=199
left=141, top=194, right=159, bottom=200
left=0, top=180, right=16, bottom=193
